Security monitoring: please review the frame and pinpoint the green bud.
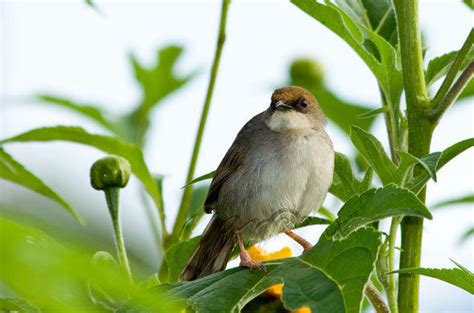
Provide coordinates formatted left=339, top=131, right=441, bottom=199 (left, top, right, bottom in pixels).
left=90, top=155, right=131, bottom=190
left=289, top=58, right=325, bottom=88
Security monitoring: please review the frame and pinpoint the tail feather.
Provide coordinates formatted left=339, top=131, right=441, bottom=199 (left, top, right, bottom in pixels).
left=180, top=215, right=236, bottom=281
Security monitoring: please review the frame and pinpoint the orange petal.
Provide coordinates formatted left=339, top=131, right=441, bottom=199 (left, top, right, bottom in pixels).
left=247, top=245, right=292, bottom=262
left=294, top=307, right=311, bottom=313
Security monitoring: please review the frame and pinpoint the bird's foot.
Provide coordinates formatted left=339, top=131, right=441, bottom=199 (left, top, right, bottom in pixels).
left=285, top=230, right=313, bottom=252
left=239, top=257, right=266, bottom=273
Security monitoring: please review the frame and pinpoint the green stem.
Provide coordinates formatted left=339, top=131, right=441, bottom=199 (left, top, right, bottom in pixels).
left=105, top=187, right=133, bottom=283
left=429, top=62, right=474, bottom=123
left=379, top=86, right=400, bottom=163
left=387, top=217, right=401, bottom=313
left=393, top=0, right=432, bottom=312
left=431, top=29, right=474, bottom=109
left=169, top=0, right=231, bottom=246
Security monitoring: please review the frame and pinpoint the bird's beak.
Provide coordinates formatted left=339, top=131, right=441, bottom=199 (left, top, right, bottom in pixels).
left=274, top=100, right=292, bottom=111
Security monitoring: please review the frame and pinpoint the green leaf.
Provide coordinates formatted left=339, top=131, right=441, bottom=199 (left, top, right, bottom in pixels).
left=0, top=126, right=164, bottom=225
left=291, top=0, right=403, bottom=106
left=165, top=236, right=202, bottom=283
left=397, top=150, right=439, bottom=184
left=181, top=184, right=210, bottom=238
left=36, top=94, right=119, bottom=134
left=463, top=0, right=474, bottom=9
left=335, top=0, right=398, bottom=46
left=356, top=107, right=388, bottom=119
left=166, top=228, right=381, bottom=313
left=323, top=184, right=432, bottom=240
left=432, top=193, right=474, bottom=209
left=130, top=45, right=196, bottom=114
left=406, top=138, right=474, bottom=193
left=329, top=152, right=373, bottom=201
left=0, top=148, right=84, bottom=224
left=182, top=171, right=215, bottom=188
left=0, top=217, right=176, bottom=311
left=425, top=48, right=474, bottom=87
left=458, top=79, right=474, bottom=100
left=459, top=226, right=474, bottom=244
left=350, top=126, right=399, bottom=185
left=0, top=298, right=39, bottom=313
left=295, top=216, right=332, bottom=228
left=391, top=261, right=474, bottom=294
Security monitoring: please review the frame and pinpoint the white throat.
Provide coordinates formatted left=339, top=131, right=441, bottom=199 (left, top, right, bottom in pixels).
left=265, top=110, right=314, bottom=133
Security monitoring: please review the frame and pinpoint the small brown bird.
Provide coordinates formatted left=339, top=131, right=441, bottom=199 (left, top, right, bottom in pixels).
left=180, top=86, right=334, bottom=281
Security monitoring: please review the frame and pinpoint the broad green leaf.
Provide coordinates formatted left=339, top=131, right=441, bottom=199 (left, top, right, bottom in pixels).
left=291, top=0, right=403, bottom=106
left=397, top=150, right=439, bottom=185
left=323, top=184, right=432, bottom=240
left=350, top=126, right=399, bottom=185
left=329, top=152, right=373, bottom=201
left=165, top=228, right=381, bottom=313
left=335, top=0, right=398, bottom=46
left=0, top=298, right=39, bottom=313
left=425, top=48, right=474, bottom=87
left=182, top=171, right=215, bottom=188
left=433, top=193, right=474, bottom=209
left=36, top=94, right=119, bottom=134
left=165, top=236, right=202, bottom=283
left=169, top=214, right=331, bottom=283
left=0, top=148, right=83, bottom=224
left=288, top=59, right=376, bottom=133
left=0, top=126, right=165, bottom=225
left=392, top=262, right=474, bottom=294
left=406, top=138, right=474, bottom=193
left=0, top=217, right=176, bottom=312
left=463, top=0, right=474, bottom=9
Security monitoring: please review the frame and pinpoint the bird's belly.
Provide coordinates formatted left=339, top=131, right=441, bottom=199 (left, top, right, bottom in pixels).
left=216, top=131, right=334, bottom=241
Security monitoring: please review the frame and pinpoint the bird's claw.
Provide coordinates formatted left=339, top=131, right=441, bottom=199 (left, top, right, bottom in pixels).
left=240, top=259, right=266, bottom=273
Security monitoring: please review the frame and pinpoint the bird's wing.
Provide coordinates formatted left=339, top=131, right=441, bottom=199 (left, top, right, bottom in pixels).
left=204, top=113, right=266, bottom=213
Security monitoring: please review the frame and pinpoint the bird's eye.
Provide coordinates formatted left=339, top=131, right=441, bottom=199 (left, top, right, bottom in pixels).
left=299, top=99, right=308, bottom=108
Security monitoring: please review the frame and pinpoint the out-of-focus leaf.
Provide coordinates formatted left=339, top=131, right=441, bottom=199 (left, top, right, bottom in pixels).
left=323, top=184, right=432, bottom=240
left=459, top=226, right=474, bottom=244
left=181, top=184, right=210, bottom=238
left=165, top=236, right=202, bottom=283
left=329, top=152, right=373, bottom=201
left=289, top=59, right=376, bottom=133
left=397, top=150, right=439, bottom=184
left=391, top=261, right=474, bottom=294
left=0, top=298, right=39, bottom=313
left=291, top=0, right=403, bottom=106
left=335, top=0, right=398, bottom=46
left=36, top=94, right=119, bottom=134
left=432, top=193, right=474, bottom=209
left=0, top=148, right=83, bottom=224
left=165, top=228, right=381, bottom=313
left=0, top=217, right=176, bottom=312
left=318, top=207, right=336, bottom=221
left=182, top=171, right=215, bottom=188
left=425, top=48, right=474, bottom=87
left=88, top=251, right=122, bottom=310
left=463, top=0, right=474, bottom=9
left=350, top=126, right=399, bottom=185
left=0, top=126, right=164, bottom=225
left=407, top=138, right=474, bottom=193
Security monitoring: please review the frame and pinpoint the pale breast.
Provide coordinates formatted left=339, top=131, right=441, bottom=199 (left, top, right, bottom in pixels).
left=216, top=128, right=334, bottom=241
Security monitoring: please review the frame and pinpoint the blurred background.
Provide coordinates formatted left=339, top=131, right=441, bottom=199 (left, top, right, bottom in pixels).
left=0, top=0, right=472, bottom=311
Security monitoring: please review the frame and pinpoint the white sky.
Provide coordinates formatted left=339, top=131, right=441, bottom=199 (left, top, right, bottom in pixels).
left=1, top=0, right=473, bottom=311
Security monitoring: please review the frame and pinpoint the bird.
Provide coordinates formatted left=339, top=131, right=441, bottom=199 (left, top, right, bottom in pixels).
left=180, top=86, right=334, bottom=281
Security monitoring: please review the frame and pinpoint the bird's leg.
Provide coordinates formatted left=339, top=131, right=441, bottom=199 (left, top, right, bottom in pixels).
left=285, top=230, right=313, bottom=252
left=236, top=232, right=266, bottom=272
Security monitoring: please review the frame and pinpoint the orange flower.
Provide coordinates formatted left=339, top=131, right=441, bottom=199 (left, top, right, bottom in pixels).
left=247, top=245, right=311, bottom=313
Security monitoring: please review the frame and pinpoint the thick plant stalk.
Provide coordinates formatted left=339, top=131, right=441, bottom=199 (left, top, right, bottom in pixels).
left=169, top=0, right=231, bottom=247
left=365, top=284, right=390, bottom=313
left=393, top=0, right=432, bottom=312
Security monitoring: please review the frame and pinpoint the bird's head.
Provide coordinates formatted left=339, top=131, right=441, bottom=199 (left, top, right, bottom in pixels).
left=266, top=86, right=326, bottom=133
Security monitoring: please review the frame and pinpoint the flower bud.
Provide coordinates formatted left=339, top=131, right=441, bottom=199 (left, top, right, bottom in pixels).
left=90, top=155, right=131, bottom=190
left=289, top=58, right=325, bottom=89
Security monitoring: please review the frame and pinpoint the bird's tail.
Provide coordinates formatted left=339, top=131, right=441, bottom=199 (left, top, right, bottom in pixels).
left=179, top=215, right=236, bottom=281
